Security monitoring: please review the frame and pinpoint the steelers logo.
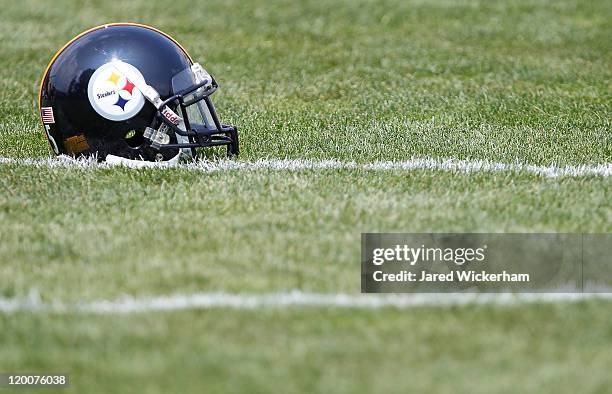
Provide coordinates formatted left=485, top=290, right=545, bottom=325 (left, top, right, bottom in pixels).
left=87, top=61, right=145, bottom=121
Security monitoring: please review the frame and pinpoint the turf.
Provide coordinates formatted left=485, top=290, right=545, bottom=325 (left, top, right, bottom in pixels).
left=2, top=301, right=612, bottom=394
left=0, top=0, right=611, bottom=392
left=0, top=0, right=610, bottom=164
left=0, top=164, right=610, bottom=302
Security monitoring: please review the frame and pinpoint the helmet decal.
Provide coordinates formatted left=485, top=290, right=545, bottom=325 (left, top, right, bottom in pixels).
left=87, top=61, right=145, bottom=121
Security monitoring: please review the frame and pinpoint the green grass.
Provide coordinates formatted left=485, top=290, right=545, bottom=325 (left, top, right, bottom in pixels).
left=0, top=165, right=610, bottom=302
left=0, top=0, right=610, bottom=163
left=2, top=301, right=612, bottom=394
left=0, top=0, right=611, bottom=392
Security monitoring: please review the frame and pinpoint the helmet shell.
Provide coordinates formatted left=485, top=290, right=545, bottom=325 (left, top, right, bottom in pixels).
left=39, top=23, right=193, bottom=159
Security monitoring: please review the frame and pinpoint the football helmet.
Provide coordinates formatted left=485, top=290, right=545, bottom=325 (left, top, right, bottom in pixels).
left=39, top=23, right=239, bottom=162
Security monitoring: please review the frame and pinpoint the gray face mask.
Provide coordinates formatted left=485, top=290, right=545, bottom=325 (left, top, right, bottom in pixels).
left=113, top=60, right=238, bottom=161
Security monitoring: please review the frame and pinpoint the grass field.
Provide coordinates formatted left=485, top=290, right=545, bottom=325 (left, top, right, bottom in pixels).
left=0, top=0, right=611, bottom=392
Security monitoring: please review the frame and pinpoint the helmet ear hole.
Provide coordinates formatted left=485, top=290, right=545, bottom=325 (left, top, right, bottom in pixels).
left=124, top=129, right=145, bottom=148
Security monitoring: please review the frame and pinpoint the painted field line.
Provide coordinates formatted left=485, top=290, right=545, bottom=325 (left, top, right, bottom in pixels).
left=0, top=291, right=611, bottom=314
left=0, top=156, right=610, bottom=177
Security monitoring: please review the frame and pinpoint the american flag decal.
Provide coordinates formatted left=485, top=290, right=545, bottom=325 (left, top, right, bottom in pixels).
left=41, top=107, right=55, bottom=124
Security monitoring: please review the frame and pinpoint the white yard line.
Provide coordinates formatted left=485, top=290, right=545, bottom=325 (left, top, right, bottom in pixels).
left=0, top=291, right=610, bottom=314
left=0, top=156, right=610, bottom=177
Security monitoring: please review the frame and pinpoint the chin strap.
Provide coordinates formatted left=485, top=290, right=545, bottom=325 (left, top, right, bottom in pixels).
left=111, top=60, right=192, bottom=158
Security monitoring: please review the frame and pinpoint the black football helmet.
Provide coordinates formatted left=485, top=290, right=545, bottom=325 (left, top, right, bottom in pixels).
left=39, top=23, right=239, bottom=162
